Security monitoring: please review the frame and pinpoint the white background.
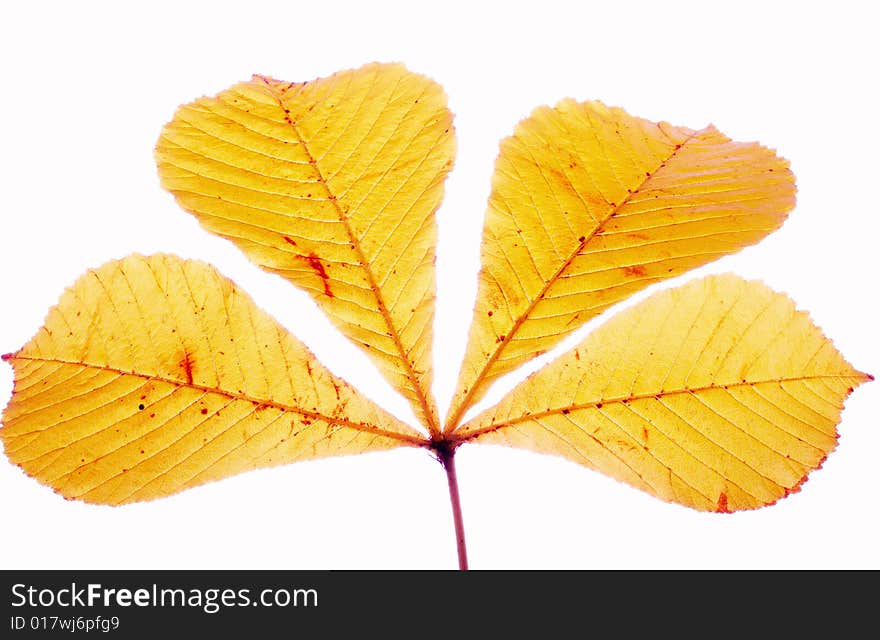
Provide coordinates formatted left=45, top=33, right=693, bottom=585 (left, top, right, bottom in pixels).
left=1, top=0, right=877, bottom=570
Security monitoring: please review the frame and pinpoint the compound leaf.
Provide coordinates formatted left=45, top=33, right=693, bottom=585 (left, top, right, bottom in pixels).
left=457, top=275, right=870, bottom=512
left=155, top=62, right=455, bottom=434
left=1, top=254, right=425, bottom=505
left=446, top=101, right=795, bottom=430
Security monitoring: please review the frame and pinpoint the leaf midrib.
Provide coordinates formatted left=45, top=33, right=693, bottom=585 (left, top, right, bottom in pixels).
left=258, top=78, right=441, bottom=437
left=7, top=354, right=428, bottom=447
left=453, top=373, right=862, bottom=442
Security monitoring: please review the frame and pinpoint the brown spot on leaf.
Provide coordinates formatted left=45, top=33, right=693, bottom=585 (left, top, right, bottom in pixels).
left=283, top=235, right=298, bottom=247
left=622, top=265, right=647, bottom=277
left=716, top=491, right=731, bottom=513
left=303, top=253, right=333, bottom=298
left=180, top=350, right=195, bottom=385
left=201, top=408, right=208, bottom=415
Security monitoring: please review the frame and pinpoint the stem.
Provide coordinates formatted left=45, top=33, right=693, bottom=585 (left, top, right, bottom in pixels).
left=437, top=443, right=468, bottom=570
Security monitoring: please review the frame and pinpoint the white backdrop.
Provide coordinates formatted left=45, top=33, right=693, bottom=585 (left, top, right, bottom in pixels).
left=1, top=0, right=877, bottom=569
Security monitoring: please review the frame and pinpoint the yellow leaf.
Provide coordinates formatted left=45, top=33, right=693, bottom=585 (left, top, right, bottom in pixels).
left=445, top=100, right=795, bottom=430
left=155, top=62, right=455, bottom=435
left=456, top=275, right=870, bottom=512
left=0, top=254, right=425, bottom=505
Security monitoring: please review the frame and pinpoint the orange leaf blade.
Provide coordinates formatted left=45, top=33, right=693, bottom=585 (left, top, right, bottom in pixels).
left=155, top=62, right=455, bottom=435
left=1, top=254, right=425, bottom=504
left=457, top=275, right=869, bottom=512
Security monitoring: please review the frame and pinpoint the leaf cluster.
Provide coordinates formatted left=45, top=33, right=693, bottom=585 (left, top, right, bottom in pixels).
left=0, top=63, right=870, bottom=564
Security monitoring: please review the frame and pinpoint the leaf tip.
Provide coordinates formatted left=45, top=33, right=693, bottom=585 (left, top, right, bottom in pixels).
left=847, top=370, right=874, bottom=392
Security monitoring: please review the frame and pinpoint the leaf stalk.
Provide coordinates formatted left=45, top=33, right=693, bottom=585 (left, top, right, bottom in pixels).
left=435, top=440, right=468, bottom=570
